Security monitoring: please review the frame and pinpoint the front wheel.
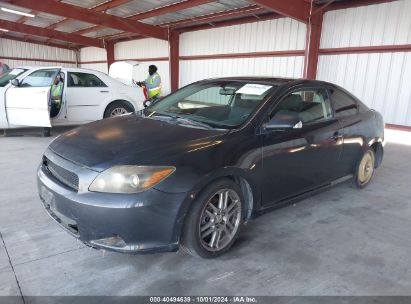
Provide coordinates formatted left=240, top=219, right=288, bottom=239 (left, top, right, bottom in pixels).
left=181, top=179, right=244, bottom=258
left=103, top=101, right=134, bottom=118
left=353, top=149, right=376, bottom=189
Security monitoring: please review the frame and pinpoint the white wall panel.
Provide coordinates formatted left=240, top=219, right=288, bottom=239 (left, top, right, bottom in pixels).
left=80, top=63, right=109, bottom=74
left=321, top=0, right=411, bottom=48
left=179, top=18, right=306, bottom=87
left=180, top=18, right=306, bottom=56
left=317, top=53, right=411, bottom=126
left=80, top=47, right=106, bottom=61
left=79, top=47, right=107, bottom=73
left=114, top=38, right=169, bottom=60
left=180, top=56, right=304, bottom=87
left=0, top=38, right=77, bottom=68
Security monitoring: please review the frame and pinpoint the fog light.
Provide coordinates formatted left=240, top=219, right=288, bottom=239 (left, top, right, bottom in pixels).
left=91, top=236, right=126, bottom=248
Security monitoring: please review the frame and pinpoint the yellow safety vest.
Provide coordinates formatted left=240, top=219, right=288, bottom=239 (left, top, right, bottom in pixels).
left=51, top=83, right=62, bottom=108
left=145, top=73, right=162, bottom=98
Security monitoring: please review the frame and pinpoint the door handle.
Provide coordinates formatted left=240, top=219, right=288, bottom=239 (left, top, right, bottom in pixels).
left=100, top=90, right=109, bottom=93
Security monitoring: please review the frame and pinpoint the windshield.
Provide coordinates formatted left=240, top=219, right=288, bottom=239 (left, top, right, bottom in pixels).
left=144, top=81, right=276, bottom=129
left=0, top=68, right=27, bottom=87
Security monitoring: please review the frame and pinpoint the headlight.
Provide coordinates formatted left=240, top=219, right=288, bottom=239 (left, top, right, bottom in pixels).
left=89, top=166, right=175, bottom=193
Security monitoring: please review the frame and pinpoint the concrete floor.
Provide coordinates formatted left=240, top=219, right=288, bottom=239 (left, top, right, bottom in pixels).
left=1, top=129, right=411, bottom=298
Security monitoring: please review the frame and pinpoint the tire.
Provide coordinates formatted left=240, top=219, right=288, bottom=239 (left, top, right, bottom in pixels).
left=103, top=101, right=134, bottom=118
left=353, top=148, right=376, bottom=189
left=181, top=179, right=244, bottom=258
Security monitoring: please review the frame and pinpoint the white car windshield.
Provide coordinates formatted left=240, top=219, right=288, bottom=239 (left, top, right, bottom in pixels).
left=144, top=81, right=276, bottom=129
left=0, top=68, right=27, bottom=87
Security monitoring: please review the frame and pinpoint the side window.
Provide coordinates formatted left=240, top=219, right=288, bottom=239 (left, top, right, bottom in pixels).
left=330, top=89, right=358, bottom=118
left=20, top=69, right=59, bottom=87
left=271, top=88, right=333, bottom=124
left=67, top=72, right=107, bottom=87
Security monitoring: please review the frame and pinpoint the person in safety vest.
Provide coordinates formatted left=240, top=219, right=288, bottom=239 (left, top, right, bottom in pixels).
left=133, top=65, right=162, bottom=101
left=43, top=75, right=63, bottom=137
left=50, top=74, right=63, bottom=118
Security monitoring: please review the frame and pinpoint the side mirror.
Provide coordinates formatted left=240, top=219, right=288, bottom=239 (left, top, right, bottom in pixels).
left=263, top=112, right=302, bottom=130
left=10, top=79, right=20, bottom=87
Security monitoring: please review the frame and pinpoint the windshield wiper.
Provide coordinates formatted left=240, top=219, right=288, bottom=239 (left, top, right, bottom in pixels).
left=140, top=110, right=173, bottom=120
left=141, top=111, right=221, bottom=130
left=173, top=116, right=214, bottom=130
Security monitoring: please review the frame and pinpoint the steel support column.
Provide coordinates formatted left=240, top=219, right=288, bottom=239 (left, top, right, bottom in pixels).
left=106, top=41, right=115, bottom=68
left=303, top=11, right=323, bottom=80
left=169, top=31, right=180, bottom=92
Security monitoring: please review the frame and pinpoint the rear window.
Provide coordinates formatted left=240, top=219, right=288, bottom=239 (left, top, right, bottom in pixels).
left=67, top=72, right=107, bottom=87
left=331, top=89, right=358, bottom=118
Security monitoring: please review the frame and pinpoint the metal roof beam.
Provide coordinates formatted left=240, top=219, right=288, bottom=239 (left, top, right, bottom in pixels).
left=92, top=0, right=131, bottom=12
left=74, top=25, right=104, bottom=35
left=47, top=0, right=130, bottom=30
left=0, top=0, right=168, bottom=40
left=177, top=12, right=280, bottom=33
left=106, top=5, right=267, bottom=41
left=163, top=5, right=265, bottom=28
left=247, top=0, right=311, bottom=23
left=128, top=0, right=214, bottom=21
left=0, top=19, right=104, bottom=47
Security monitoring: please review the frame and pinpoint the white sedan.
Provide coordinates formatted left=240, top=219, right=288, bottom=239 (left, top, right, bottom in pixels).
left=0, top=66, right=144, bottom=129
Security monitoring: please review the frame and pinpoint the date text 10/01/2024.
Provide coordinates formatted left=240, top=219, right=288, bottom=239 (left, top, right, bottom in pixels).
left=149, top=297, right=257, bottom=303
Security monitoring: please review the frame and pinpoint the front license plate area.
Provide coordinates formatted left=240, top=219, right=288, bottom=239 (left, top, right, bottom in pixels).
left=40, top=186, right=55, bottom=210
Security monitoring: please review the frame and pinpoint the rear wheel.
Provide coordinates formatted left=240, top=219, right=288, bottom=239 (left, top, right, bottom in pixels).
left=181, top=179, right=244, bottom=258
left=353, top=149, right=376, bottom=189
left=103, top=101, right=134, bottom=118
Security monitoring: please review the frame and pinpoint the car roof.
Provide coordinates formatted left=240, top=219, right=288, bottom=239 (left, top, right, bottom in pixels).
left=14, top=66, right=105, bottom=75
left=202, top=76, right=337, bottom=88
left=15, top=66, right=62, bottom=70
left=203, top=76, right=296, bottom=85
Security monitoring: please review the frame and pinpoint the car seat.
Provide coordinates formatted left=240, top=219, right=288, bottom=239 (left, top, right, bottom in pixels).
left=67, top=74, right=75, bottom=87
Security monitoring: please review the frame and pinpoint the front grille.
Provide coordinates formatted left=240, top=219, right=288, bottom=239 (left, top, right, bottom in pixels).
left=43, top=157, right=79, bottom=191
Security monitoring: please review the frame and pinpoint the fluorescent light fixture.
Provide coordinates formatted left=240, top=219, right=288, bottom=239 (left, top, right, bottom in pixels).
left=1, top=7, right=35, bottom=18
left=0, top=29, right=9, bottom=32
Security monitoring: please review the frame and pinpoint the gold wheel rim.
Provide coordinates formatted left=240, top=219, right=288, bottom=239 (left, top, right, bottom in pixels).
left=358, top=151, right=375, bottom=185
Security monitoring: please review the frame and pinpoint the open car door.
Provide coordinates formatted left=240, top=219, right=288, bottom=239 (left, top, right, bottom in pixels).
left=5, top=68, right=60, bottom=127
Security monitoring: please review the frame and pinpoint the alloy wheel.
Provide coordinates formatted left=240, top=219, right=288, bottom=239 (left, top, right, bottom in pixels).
left=358, top=151, right=375, bottom=185
left=199, top=189, right=242, bottom=252
left=110, top=107, right=128, bottom=117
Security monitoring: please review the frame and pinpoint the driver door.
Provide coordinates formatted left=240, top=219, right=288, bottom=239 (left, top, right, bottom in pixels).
left=5, top=68, right=60, bottom=127
left=261, top=86, right=343, bottom=205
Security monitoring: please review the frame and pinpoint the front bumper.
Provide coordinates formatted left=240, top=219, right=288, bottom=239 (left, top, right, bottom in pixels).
left=37, top=152, right=188, bottom=254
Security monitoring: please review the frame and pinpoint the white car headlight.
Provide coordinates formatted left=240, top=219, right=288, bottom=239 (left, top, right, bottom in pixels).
left=89, top=166, right=175, bottom=193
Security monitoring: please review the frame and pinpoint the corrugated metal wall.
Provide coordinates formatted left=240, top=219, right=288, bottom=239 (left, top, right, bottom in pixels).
left=321, top=1, right=411, bottom=48
left=179, top=18, right=306, bottom=87
left=115, top=38, right=169, bottom=59
left=79, top=47, right=108, bottom=74
left=180, top=57, right=304, bottom=85
left=317, top=0, right=411, bottom=126
left=0, top=38, right=77, bottom=68
left=115, top=38, right=171, bottom=95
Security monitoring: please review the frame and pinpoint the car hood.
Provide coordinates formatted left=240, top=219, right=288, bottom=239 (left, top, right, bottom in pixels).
left=49, top=114, right=227, bottom=171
